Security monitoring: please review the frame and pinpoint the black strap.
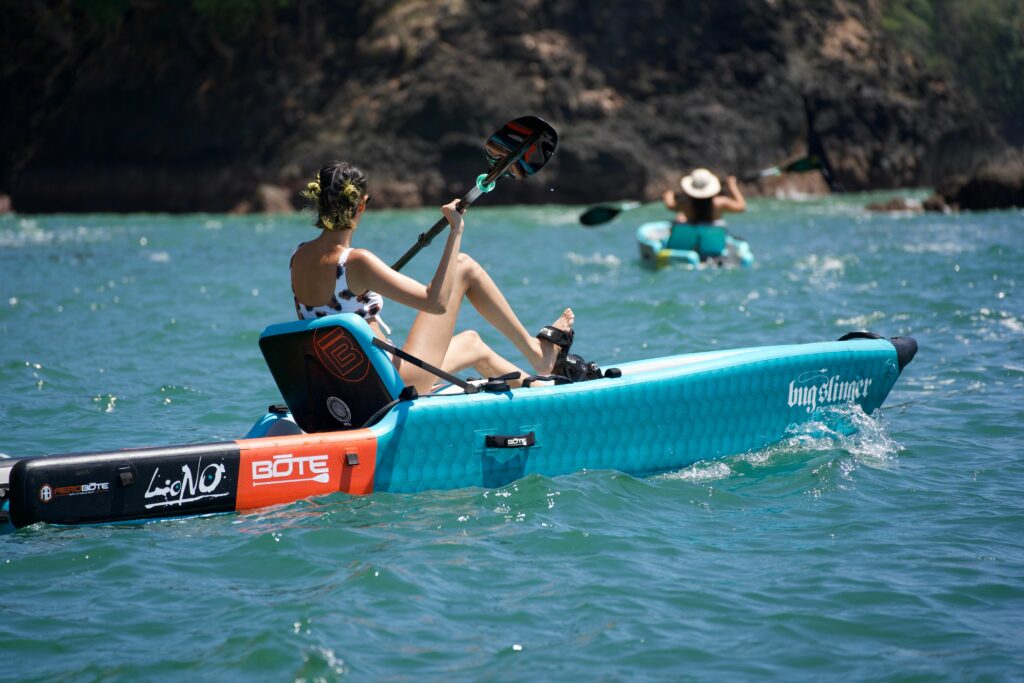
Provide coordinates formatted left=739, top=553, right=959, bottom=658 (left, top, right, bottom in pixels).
left=361, top=385, right=420, bottom=428
left=522, top=373, right=573, bottom=388
left=485, top=431, right=535, bottom=449
left=371, top=338, right=479, bottom=393
left=536, top=325, right=573, bottom=349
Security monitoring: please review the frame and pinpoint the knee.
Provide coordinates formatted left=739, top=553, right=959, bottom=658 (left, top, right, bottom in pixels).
left=456, top=252, right=483, bottom=284
left=455, top=328, right=483, bottom=348
left=454, top=329, right=489, bottom=362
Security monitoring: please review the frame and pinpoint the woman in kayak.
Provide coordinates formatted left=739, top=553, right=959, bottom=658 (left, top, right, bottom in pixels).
left=290, top=161, right=575, bottom=394
left=662, top=168, right=746, bottom=224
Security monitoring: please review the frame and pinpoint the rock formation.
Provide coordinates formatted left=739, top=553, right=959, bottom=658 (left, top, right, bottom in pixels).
left=933, top=147, right=1024, bottom=211
left=0, top=0, right=1001, bottom=212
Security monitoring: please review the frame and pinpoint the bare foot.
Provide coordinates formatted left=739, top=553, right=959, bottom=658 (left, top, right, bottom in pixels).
left=533, top=308, right=574, bottom=373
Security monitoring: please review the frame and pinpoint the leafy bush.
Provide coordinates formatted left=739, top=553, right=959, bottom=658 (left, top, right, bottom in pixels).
left=882, top=0, right=1024, bottom=139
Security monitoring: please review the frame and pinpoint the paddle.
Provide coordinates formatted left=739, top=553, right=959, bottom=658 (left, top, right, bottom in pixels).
left=391, top=116, right=558, bottom=271
left=739, top=155, right=823, bottom=182
left=578, top=155, right=826, bottom=227
left=579, top=201, right=642, bottom=227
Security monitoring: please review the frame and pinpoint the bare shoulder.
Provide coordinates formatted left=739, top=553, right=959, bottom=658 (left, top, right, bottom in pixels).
left=290, top=240, right=319, bottom=268
left=346, top=247, right=385, bottom=270
left=344, top=248, right=388, bottom=293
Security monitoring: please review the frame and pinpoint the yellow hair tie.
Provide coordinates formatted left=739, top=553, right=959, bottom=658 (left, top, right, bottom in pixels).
left=340, top=181, right=360, bottom=203
left=301, top=180, right=321, bottom=201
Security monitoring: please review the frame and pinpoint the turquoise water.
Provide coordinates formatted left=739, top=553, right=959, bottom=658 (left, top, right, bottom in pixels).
left=1, top=196, right=1022, bottom=680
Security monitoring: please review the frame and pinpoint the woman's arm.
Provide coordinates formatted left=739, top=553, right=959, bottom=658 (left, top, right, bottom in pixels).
left=715, top=176, right=746, bottom=213
left=346, top=199, right=464, bottom=314
left=662, top=190, right=678, bottom=210
left=664, top=190, right=688, bottom=223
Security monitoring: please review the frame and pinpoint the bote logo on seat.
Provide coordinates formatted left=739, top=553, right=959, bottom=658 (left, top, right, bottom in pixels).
left=314, top=327, right=370, bottom=382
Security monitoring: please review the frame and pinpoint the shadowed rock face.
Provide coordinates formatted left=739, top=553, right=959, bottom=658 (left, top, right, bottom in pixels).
left=937, top=148, right=1024, bottom=211
left=0, top=0, right=992, bottom=212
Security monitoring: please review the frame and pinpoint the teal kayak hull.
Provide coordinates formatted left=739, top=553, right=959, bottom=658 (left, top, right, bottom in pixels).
left=2, top=313, right=915, bottom=529
left=249, top=320, right=913, bottom=494
left=636, top=220, right=754, bottom=268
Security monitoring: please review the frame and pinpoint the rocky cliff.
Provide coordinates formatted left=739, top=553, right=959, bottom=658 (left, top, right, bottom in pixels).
left=0, top=0, right=1000, bottom=212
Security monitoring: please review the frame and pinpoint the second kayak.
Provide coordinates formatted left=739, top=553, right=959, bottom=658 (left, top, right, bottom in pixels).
left=637, top=220, right=754, bottom=268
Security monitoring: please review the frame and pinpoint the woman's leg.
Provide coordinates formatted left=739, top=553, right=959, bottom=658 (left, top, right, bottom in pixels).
left=400, top=253, right=571, bottom=392
left=450, top=253, right=572, bottom=371
left=443, top=330, right=524, bottom=380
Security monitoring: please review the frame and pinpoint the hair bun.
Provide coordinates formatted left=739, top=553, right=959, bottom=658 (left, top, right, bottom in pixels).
left=340, top=181, right=361, bottom=202
left=301, top=180, right=321, bottom=202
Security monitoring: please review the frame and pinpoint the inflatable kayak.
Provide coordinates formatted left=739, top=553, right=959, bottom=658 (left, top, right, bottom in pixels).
left=637, top=220, right=754, bottom=268
left=1, top=314, right=916, bottom=530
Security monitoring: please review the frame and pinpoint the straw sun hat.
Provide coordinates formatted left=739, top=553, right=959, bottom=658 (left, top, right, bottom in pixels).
left=680, top=168, right=721, bottom=199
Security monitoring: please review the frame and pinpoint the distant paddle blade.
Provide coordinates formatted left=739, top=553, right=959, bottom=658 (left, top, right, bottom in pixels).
left=783, top=155, right=822, bottom=174
left=579, top=201, right=640, bottom=226
left=742, top=156, right=823, bottom=182
left=485, top=116, right=558, bottom=180
left=580, top=205, right=621, bottom=226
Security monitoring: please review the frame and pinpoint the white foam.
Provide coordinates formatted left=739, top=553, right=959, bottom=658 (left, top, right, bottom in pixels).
left=565, top=251, right=622, bottom=267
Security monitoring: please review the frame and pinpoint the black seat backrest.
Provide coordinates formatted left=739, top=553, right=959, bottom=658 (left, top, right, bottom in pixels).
left=259, top=314, right=402, bottom=433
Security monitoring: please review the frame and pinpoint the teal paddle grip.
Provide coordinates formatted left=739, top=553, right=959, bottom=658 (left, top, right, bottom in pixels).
left=476, top=174, right=496, bottom=193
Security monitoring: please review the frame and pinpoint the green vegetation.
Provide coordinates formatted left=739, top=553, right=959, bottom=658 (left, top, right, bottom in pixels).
left=882, top=0, right=1024, bottom=138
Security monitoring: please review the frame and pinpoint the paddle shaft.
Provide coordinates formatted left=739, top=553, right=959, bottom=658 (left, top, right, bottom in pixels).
left=390, top=128, right=545, bottom=272
left=371, top=338, right=477, bottom=392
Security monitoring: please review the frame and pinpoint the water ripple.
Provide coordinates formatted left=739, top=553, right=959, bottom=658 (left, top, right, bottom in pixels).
left=2, top=201, right=1023, bottom=680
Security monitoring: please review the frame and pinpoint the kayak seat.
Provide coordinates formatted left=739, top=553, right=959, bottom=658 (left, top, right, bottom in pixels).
left=666, top=223, right=699, bottom=251
left=259, top=314, right=403, bottom=433
left=667, top=223, right=727, bottom=259
left=696, top=226, right=727, bottom=257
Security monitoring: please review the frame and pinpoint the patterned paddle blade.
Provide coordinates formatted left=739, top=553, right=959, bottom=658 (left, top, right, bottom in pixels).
left=485, top=116, right=558, bottom=180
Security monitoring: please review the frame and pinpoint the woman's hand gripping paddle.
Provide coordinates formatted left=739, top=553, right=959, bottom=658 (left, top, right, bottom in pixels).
left=390, top=116, right=558, bottom=272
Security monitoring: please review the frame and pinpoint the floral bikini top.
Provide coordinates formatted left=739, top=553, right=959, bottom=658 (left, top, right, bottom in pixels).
left=291, top=245, right=389, bottom=332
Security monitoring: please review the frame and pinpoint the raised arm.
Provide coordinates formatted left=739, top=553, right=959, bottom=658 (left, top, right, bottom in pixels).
left=662, top=189, right=678, bottom=211
left=715, top=175, right=746, bottom=214
left=346, top=199, right=464, bottom=315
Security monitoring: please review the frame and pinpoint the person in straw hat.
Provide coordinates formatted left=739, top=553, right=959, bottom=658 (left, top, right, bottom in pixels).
left=662, top=168, right=746, bottom=225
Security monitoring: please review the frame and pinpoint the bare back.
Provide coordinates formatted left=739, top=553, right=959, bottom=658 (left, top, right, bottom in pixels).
left=290, top=240, right=346, bottom=307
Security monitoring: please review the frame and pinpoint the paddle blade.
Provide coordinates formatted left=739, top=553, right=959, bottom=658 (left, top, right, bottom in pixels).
left=579, top=201, right=640, bottom=226
left=781, top=155, right=823, bottom=174
left=485, top=116, right=558, bottom=180
left=741, top=155, right=824, bottom=182
left=580, top=206, right=620, bottom=226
